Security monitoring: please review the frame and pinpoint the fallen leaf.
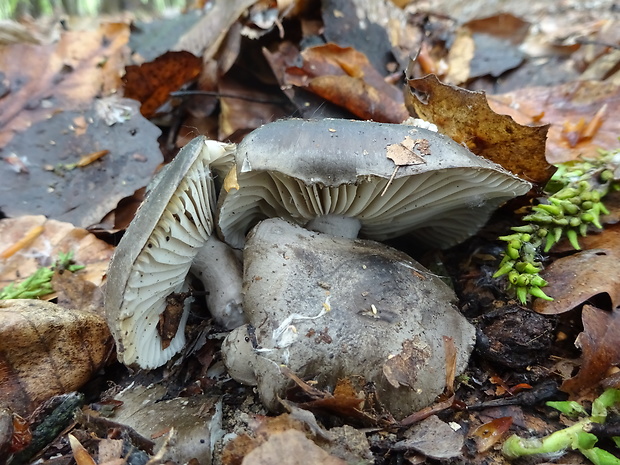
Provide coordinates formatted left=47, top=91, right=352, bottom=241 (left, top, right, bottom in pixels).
left=173, top=0, right=260, bottom=59
left=488, top=81, right=620, bottom=164
left=533, top=224, right=620, bottom=314
left=0, top=99, right=162, bottom=228
left=393, top=415, right=464, bottom=459
left=263, top=41, right=354, bottom=120
left=0, top=299, right=113, bottom=416
left=0, top=215, right=114, bottom=292
left=110, top=383, right=220, bottom=464
left=218, top=75, right=290, bottom=141
left=285, top=43, right=408, bottom=123
left=561, top=305, right=620, bottom=396
left=0, top=23, right=129, bottom=147
left=241, top=429, right=347, bottom=465
left=405, top=73, right=553, bottom=185
left=51, top=269, right=103, bottom=313
left=383, top=339, right=431, bottom=389
left=471, top=417, right=513, bottom=453
left=123, top=51, right=202, bottom=118
left=321, top=0, right=400, bottom=75
left=387, top=137, right=429, bottom=166
left=463, top=14, right=529, bottom=80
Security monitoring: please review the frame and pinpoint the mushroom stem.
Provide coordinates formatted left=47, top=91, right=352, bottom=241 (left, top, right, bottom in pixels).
left=305, top=214, right=362, bottom=239
left=191, top=235, right=246, bottom=330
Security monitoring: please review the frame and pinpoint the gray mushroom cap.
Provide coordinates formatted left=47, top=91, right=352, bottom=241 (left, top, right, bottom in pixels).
left=221, top=218, right=476, bottom=419
left=217, top=118, right=531, bottom=249
left=105, top=137, right=239, bottom=369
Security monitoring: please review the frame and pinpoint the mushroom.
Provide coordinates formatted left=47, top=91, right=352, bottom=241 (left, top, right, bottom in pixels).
left=222, top=218, right=475, bottom=419
left=217, top=118, right=531, bottom=248
left=216, top=119, right=532, bottom=418
left=104, top=137, right=246, bottom=369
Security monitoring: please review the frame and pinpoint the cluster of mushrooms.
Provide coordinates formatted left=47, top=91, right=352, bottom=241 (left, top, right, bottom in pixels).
left=104, top=119, right=531, bottom=419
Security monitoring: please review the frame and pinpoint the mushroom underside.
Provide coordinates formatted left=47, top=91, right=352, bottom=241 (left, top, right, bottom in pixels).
left=105, top=139, right=238, bottom=369
left=218, top=168, right=528, bottom=249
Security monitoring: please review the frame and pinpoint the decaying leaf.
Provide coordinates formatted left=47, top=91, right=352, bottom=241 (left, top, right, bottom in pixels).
left=393, top=415, right=464, bottom=459
left=488, top=81, right=620, bottom=164
left=405, top=73, right=553, bottom=185
left=0, top=99, right=162, bottom=228
left=242, top=429, right=347, bottom=465
left=0, top=215, right=114, bottom=292
left=0, top=23, right=129, bottom=147
left=0, top=299, right=113, bottom=416
left=383, top=339, right=431, bottom=389
left=387, top=137, right=430, bottom=166
left=285, top=43, right=408, bottom=123
left=533, top=224, right=620, bottom=315
left=561, top=305, right=620, bottom=396
left=110, top=383, right=221, bottom=465
left=463, top=14, right=529, bottom=81
left=123, top=51, right=202, bottom=118
left=471, top=417, right=513, bottom=453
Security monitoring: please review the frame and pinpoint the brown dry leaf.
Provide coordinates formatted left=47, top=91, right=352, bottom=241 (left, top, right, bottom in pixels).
left=0, top=299, right=113, bottom=416
left=123, top=51, right=202, bottom=118
left=285, top=43, right=408, bottom=123
left=297, top=378, right=384, bottom=425
left=533, top=224, right=620, bottom=315
left=488, top=81, right=620, bottom=164
left=387, top=137, right=429, bottom=166
left=405, top=73, right=553, bottom=185
left=241, top=429, right=346, bottom=465
left=0, top=215, right=114, bottom=291
left=561, top=305, right=620, bottom=396
left=0, top=23, right=129, bottom=147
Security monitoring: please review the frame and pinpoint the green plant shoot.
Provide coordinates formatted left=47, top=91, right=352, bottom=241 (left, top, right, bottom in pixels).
left=503, top=388, right=620, bottom=464
left=0, top=251, right=85, bottom=300
left=494, top=147, right=620, bottom=304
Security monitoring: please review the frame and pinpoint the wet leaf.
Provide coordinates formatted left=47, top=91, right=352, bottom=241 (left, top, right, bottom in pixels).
left=0, top=215, right=114, bottom=293
left=463, top=14, right=529, bottom=80
left=0, top=23, right=129, bottom=147
left=321, top=0, right=399, bottom=75
left=561, top=305, right=620, bottom=396
left=123, top=51, right=202, bottom=118
left=533, top=224, right=620, bottom=315
left=0, top=299, right=113, bottom=416
left=285, top=43, right=408, bottom=123
left=471, top=417, right=513, bottom=453
left=488, top=81, right=620, bottom=164
left=242, top=429, right=347, bottom=465
left=0, top=99, right=162, bottom=227
left=393, top=415, right=464, bottom=459
left=405, top=73, right=553, bottom=185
